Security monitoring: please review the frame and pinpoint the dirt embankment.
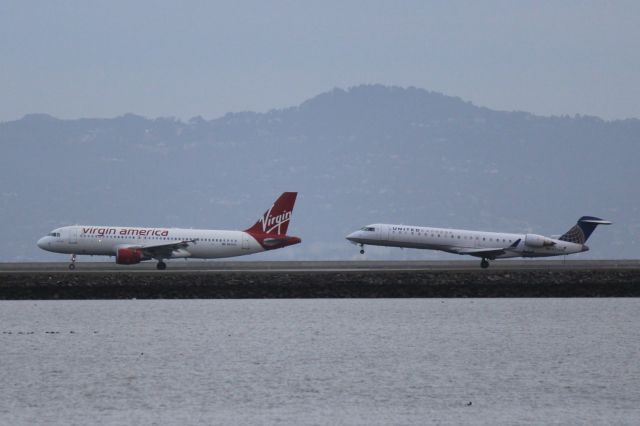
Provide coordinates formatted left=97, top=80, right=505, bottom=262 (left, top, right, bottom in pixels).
left=1, top=269, right=640, bottom=299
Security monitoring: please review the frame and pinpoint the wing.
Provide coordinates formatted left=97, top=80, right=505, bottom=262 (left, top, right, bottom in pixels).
left=453, top=247, right=508, bottom=259
left=452, top=239, right=521, bottom=260
left=123, top=239, right=198, bottom=259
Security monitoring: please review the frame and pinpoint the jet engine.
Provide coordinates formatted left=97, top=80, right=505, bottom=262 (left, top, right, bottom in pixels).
left=524, top=234, right=556, bottom=248
left=116, top=248, right=144, bottom=265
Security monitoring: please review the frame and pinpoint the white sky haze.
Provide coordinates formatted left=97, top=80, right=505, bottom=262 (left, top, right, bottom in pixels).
left=1, top=1, right=638, bottom=121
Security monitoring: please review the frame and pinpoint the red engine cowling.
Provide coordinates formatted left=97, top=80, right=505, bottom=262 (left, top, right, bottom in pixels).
left=116, top=248, right=144, bottom=265
left=524, top=233, right=556, bottom=248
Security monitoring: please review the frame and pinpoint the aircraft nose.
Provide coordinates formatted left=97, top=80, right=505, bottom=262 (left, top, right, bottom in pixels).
left=37, top=237, right=47, bottom=249
left=345, top=231, right=358, bottom=242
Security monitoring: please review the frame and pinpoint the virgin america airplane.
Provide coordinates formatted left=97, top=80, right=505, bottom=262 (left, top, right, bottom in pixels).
left=37, top=192, right=301, bottom=270
left=346, top=216, right=611, bottom=268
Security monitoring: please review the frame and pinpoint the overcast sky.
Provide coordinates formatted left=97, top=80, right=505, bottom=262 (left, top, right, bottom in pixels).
left=1, top=1, right=638, bottom=122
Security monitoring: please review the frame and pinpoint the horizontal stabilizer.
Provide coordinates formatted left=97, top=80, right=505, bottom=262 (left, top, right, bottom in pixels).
left=579, top=218, right=612, bottom=225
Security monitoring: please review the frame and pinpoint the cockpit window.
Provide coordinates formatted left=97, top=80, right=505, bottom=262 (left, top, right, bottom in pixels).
left=361, top=227, right=375, bottom=232
left=48, top=232, right=61, bottom=237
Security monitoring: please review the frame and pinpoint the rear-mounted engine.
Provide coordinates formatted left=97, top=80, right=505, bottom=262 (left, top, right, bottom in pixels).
left=524, top=233, right=556, bottom=248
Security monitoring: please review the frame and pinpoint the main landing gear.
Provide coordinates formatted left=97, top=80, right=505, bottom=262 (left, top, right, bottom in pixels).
left=69, top=254, right=76, bottom=270
left=480, top=258, right=490, bottom=269
left=359, top=244, right=365, bottom=255
left=156, top=261, right=166, bottom=270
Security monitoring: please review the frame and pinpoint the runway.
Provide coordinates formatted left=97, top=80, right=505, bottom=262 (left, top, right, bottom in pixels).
left=1, top=259, right=639, bottom=273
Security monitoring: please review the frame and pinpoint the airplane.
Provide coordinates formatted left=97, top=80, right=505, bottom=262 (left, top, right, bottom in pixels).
left=37, top=192, right=301, bottom=270
left=346, top=216, right=611, bottom=268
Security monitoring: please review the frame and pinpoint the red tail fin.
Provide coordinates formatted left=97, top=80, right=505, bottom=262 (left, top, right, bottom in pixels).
left=245, top=192, right=297, bottom=236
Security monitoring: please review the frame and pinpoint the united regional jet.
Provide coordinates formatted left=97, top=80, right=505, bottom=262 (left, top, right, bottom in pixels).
left=37, top=192, right=301, bottom=270
left=346, top=216, right=611, bottom=268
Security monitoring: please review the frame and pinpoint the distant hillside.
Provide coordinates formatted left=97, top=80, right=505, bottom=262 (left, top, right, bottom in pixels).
left=1, top=85, right=638, bottom=261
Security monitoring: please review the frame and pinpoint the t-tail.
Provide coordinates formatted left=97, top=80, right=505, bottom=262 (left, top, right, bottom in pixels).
left=559, top=216, right=612, bottom=244
left=244, top=192, right=301, bottom=250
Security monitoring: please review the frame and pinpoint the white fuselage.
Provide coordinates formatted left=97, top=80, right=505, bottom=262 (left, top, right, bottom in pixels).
left=37, top=225, right=265, bottom=259
left=346, top=223, right=587, bottom=259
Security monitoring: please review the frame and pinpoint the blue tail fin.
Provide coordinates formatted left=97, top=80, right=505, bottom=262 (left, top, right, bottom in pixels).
left=559, top=216, right=612, bottom=244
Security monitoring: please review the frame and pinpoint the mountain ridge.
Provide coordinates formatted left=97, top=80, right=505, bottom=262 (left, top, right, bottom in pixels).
left=6, top=84, right=638, bottom=125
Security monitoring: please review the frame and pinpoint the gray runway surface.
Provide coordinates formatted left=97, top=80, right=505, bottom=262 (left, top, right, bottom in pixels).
left=1, top=259, right=639, bottom=273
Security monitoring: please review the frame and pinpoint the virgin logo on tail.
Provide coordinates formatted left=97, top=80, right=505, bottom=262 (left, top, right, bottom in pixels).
left=245, top=192, right=297, bottom=236
left=258, top=208, right=292, bottom=234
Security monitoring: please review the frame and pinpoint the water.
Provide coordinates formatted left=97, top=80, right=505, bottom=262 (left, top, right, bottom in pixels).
left=0, top=299, right=639, bottom=425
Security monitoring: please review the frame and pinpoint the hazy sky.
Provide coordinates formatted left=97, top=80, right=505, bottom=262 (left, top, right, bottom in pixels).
left=1, top=1, right=639, bottom=121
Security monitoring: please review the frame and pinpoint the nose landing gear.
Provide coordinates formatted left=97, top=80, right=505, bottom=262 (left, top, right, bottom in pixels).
left=69, top=254, right=76, bottom=270
left=359, top=244, right=365, bottom=255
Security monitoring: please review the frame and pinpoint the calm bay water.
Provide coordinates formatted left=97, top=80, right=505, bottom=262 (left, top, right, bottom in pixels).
left=1, top=299, right=639, bottom=425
